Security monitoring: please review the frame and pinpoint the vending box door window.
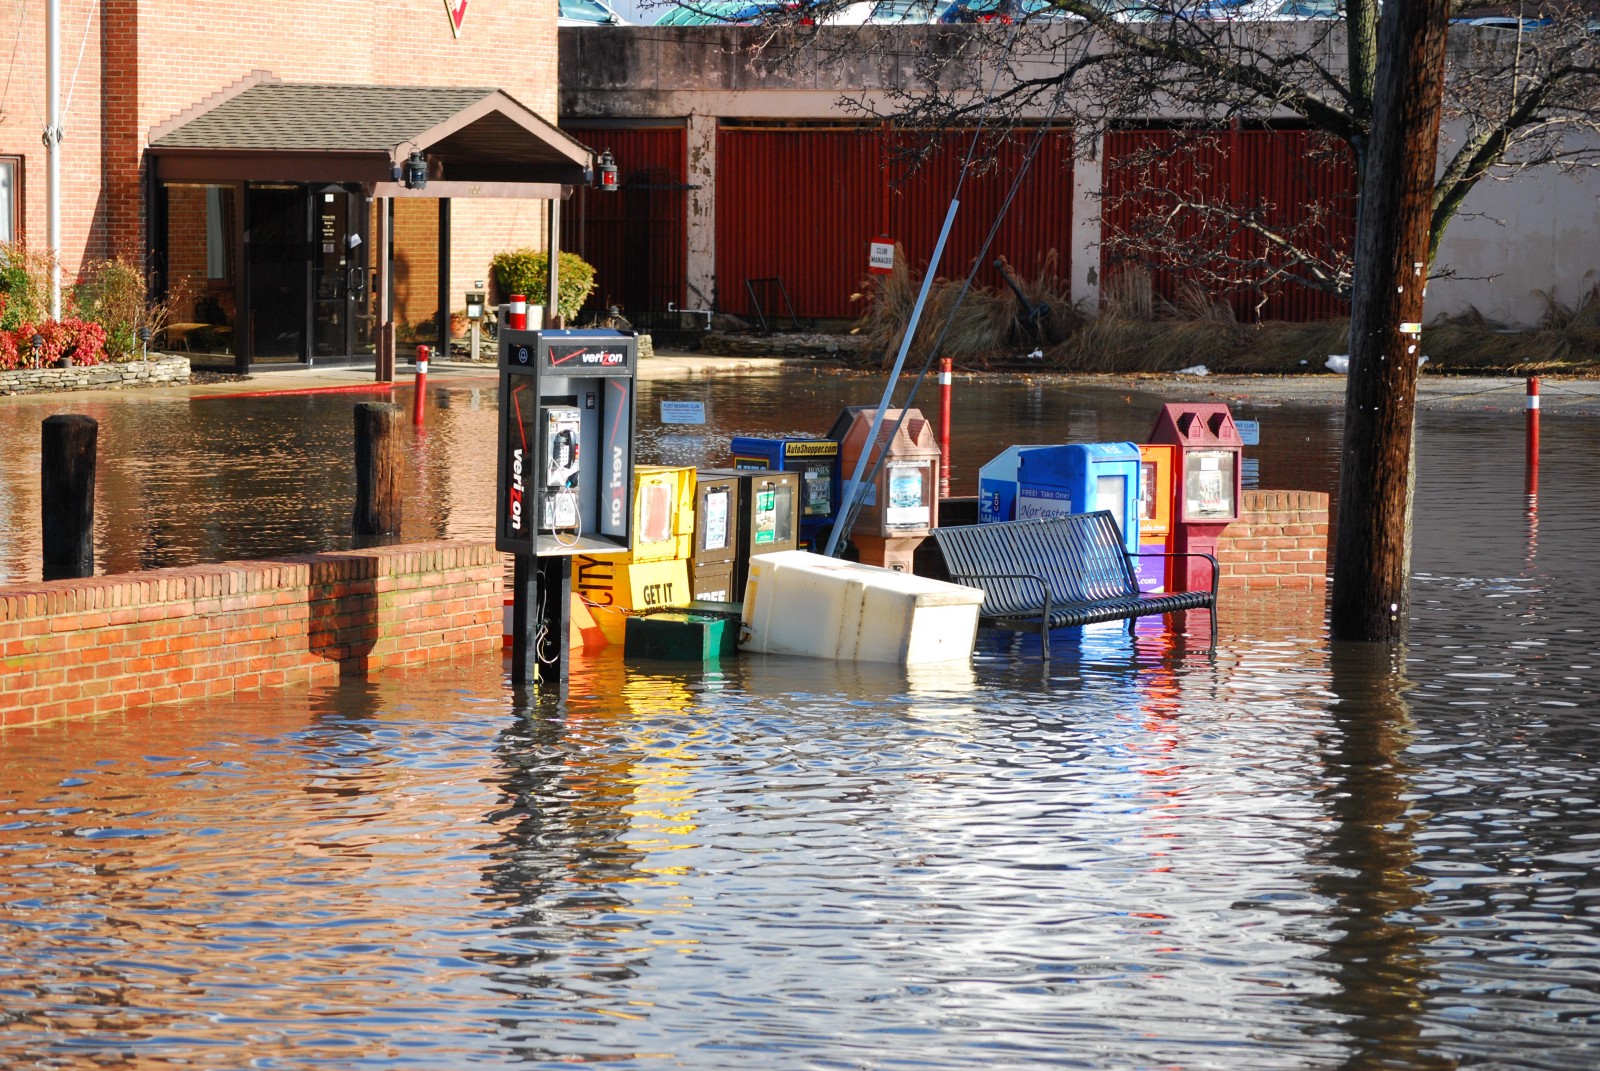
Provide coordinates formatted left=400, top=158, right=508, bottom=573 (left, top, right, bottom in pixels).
left=1183, top=449, right=1237, bottom=520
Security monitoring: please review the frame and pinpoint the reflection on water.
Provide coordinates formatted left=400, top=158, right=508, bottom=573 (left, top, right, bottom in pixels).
left=0, top=371, right=1344, bottom=585
left=3, top=372, right=1600, bottom=1067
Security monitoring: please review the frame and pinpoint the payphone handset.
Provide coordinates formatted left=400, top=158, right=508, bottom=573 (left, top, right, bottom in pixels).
left=541, top=405, right=583, bottom=539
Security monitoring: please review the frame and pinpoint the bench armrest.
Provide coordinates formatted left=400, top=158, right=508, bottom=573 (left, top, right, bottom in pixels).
left=946, top=568, right=1053, bottom=624
left=1128, top=550, right=1220, bottom=602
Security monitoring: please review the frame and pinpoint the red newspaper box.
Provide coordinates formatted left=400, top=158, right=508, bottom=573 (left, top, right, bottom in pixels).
left=1148, top=403, right=1241, bottom=593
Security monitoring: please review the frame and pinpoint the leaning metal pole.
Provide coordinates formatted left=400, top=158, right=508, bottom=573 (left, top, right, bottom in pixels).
left=824, top=199, right=959, bottom=558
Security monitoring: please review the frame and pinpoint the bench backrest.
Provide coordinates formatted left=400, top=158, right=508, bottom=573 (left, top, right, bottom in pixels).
left=931, top=511, right=1139, bottom=615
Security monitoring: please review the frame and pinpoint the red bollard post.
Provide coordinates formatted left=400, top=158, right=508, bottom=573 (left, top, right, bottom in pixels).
left=508, top=293, right=528, bottom=331
left=413, top=345, right=429, bottom=426
left=938, top=357, right=952, bottom=500
left=1526, top=375, right=1540, bottom=496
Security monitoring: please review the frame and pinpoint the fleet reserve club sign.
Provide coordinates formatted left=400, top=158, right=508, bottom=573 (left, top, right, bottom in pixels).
left=445, top=0, right=467, bottom=37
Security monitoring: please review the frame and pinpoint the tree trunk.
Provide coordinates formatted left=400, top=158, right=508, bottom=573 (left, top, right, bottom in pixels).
left=1331, top=2, right=1451, bottom=642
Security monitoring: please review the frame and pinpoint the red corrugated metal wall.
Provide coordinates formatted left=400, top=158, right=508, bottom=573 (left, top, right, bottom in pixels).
left=716, top=125, right=1075, bottom=320
left=562, top=126, right=688, bottom=318
left=1101, top=128, right=1355, bottom=322
left=715, top=126, right=883, bottom=320
left=887, top=129, right=1077, bottom=297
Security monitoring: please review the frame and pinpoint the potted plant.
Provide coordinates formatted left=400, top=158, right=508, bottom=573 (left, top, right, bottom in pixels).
left=489, top=249, right=598, bottom=324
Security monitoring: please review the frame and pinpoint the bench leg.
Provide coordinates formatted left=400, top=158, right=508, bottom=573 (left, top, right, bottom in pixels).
left=1040, top=621, right=1050, bottom=661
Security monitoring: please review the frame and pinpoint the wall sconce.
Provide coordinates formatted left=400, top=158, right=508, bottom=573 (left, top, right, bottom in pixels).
left=405, top=151, right=428, bottom=190
left=392, top=150, right=429, bottom=190
left=598, top=149, right=618, bottom=193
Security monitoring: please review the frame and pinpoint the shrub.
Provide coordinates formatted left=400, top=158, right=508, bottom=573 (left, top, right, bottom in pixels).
left=75, top=253, right=180, bottom=361
left=64, top=318, right=107, bottom=365
left=490, top=249, right=597, bottom=323
left=0, top=318, right=107, bottom=369
left=0, top=243, right=55, bottom=332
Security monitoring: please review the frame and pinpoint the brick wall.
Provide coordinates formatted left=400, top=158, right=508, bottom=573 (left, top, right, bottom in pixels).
left=1215, top=489, right=1329, bottom=590
left=394, top=198, right=442, bottom=334
left=1, top=541, right=501, bottom=729
left=0, top=0, right=557, bottom=277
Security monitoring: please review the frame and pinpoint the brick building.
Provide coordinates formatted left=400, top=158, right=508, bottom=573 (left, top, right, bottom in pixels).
left=0, top=0, right=595, bottom=372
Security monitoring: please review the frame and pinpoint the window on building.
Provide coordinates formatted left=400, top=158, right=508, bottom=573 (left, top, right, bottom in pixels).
left=0, top=157, right=20, bottom=243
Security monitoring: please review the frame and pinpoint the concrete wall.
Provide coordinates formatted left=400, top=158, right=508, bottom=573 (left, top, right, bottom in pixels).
left=0, top=541, right=501, bottom=729
left=560, top=24, right=1600, bottom=328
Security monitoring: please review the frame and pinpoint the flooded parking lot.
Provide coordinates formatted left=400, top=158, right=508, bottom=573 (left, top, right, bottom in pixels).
left=3, top=366, right=1600, bottom=1068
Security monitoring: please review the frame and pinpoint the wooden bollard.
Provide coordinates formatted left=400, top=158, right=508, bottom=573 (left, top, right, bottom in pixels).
left=353, top=402, right=402, bottom=538
left=41, top=414, right=98, bottom=580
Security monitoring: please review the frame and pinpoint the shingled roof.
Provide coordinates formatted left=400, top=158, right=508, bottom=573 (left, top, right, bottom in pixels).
left=151, top=83, right=504, bottom=153
left=148, top=77, right=594, bottom=191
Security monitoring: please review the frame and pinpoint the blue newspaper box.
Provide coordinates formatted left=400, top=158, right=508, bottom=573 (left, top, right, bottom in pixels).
left=729, top=436, right=840, bottom=550
left=977, top=445, right=1046, bottom=524
left=1015, top=442, right=1142, bottom=555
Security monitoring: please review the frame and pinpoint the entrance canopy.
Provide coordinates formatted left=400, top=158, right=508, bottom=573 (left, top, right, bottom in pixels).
left=148, top=73, right=595, bottom=196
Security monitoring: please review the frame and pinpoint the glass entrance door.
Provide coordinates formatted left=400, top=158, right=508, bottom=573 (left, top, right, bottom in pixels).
left=245, top=185, right=307, bottom=362
left=312, top=186, right=371, bottom=360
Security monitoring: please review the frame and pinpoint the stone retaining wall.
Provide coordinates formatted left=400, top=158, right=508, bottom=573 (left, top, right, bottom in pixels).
left=0, top=541, right=500, bottom=729
left=1216, top=490, right=1330, bottom=590
left=0, top=355, right=190, bottom=395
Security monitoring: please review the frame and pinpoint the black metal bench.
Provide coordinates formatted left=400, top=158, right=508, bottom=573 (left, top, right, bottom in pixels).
left=930, top=511, right=1218, bottom=658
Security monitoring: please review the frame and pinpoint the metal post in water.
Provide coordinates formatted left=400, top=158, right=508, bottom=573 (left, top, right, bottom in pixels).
left=41, top=414, right=96, bottom=580
left=1525, top=375, right=1540, bottom=496
left=938, top=357, right=953, bottom=500
left=413, top=345, right=429, bottom=426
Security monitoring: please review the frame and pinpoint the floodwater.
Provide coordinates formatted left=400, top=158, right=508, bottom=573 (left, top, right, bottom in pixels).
left=2, top=368, right=1600, bottom=1069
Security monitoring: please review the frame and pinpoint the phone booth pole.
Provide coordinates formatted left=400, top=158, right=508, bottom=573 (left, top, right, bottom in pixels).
left=497, top=328, right=638, bottom=691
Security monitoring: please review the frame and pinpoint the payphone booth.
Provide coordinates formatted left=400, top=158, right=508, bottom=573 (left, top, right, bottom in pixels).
left=496, top=328, right=638, bottom=687
left=1015, top=442, right=1142, bottom=556
left=697, top=469, right=800, bottom=600
left=837, top=407, right=941, bottom=572
left=729, top=436, right=840, bottom=550
left=1148, top=403, right=1242, bottom=593
left=1137, top=444, right=1176, bottom=593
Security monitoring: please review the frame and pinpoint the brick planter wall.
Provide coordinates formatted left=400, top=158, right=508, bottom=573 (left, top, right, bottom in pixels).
left=1215, top=490, right=1330, bottom=590
left=0, top=356, right=191, bottom=396
left=1, top=541, right=500, bottom=729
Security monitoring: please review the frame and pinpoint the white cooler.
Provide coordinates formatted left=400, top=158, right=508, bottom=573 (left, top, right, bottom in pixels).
left=739, top=550, right=983, bottom=665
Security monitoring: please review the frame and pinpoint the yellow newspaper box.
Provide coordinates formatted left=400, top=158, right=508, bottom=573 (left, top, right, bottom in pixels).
left=630, top=464, right=697, bottom=564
